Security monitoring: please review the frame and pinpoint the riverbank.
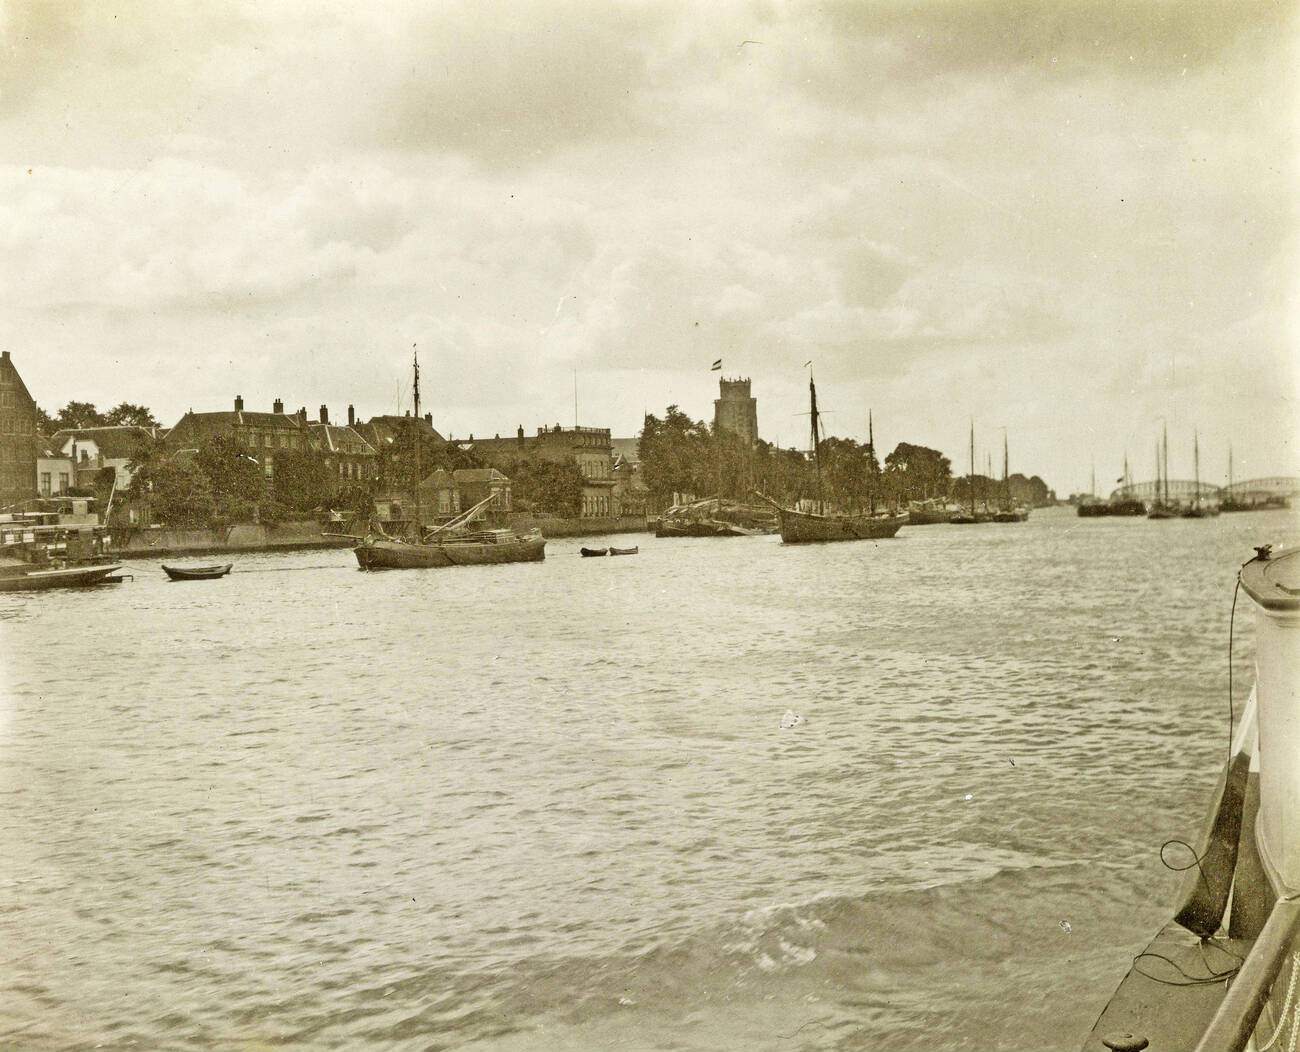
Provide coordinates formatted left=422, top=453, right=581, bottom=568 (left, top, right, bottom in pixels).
left=111, top=514, right=649, bottom=558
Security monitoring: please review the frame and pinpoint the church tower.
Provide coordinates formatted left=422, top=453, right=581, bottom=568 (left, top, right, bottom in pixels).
left=713, top=376, right=758, bottom=446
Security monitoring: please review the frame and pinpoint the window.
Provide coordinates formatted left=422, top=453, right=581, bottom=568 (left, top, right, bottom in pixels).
left=58, top=472, right=69, bottom=493
left=40, top=472, right=51, bottom=496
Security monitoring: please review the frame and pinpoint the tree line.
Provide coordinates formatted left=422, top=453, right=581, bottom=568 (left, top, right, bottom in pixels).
left=638, top=406, right=1051, bottom=509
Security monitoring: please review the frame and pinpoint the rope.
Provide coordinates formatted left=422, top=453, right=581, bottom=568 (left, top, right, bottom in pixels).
left=1256, top=954, right=1300, bottom=1051
left=1132, top=938, right=1244, bottom=987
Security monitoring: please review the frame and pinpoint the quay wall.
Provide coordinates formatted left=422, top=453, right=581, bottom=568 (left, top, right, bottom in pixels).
left=113, top=521, right=350, bottom=559
left=112, top=515, right=649, bottom=558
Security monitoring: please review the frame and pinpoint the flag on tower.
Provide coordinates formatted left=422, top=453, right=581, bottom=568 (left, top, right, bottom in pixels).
left=711, top=359, right=722, bottom=371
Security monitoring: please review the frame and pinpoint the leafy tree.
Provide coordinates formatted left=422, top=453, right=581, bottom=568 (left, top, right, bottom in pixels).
left=36, top=406, right=58, bottom=435
left=883, top=442, right=952, bottom=504
left=639, top=406, right=714, bottom=503
left=272, top=448, right=332, bottom=513
left=54, top=401, right=107, bottom=430
left=375, top=423, right=477, bottom=494
left=149, top=459, right=215, bottom=527
left=504, top=456, right=583, bottom=516
left=103, top=402, right=160, bottom=428
left=196, top=434, right=264, bottom=523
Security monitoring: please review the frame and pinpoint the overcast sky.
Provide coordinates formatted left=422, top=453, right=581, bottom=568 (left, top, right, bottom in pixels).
left=3, top=1, right=1295, bottom=494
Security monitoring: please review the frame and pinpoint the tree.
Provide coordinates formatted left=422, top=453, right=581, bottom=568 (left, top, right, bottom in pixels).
left=639, top=406, right=714, bottom=504
left=883, top=443, right=952, bottom=504
left=148, top=459, right=215, bottom=527
left=271, top=448, right=332, bottom=513
left=53, top=401, right=107, bottom=430
left=36, top=407, right=58, bottom=435
left=195, top=434, right=265, bottom=523
left=505, top=456, right=583, bottom=516
left=103, top=403, right=160, bottom=428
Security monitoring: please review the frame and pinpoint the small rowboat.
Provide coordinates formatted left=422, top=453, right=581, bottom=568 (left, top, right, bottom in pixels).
left=163, top=563, right=233, bottom=581
left=579, top=547, right=608, bottom=557
left=609, top=546, right=639, bottom=556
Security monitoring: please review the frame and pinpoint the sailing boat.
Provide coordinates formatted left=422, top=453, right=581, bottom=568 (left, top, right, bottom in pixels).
left=991, top=432, right=1029, bottom=522
left=758, top=374, right=907, bottom=542
left=950, top=419, right=984, bottom=524
left=1220, top=444, right=1251, bottom=512
left=1109, top=454, right=1146, bottom=516
left=352, top=352, right=546, bottom=569
left=1181, top=430, right=1217, bottom=518
left=1147, top=423, right=1176, bottom=519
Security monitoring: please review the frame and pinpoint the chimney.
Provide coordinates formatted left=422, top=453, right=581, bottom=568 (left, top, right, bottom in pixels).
left=347, top=404, right=355, bottom=426
left=273, top=399, right=284, bottom=414
left=424, top=412, right=432, bottom=426
left=319, top=405, right=329, bottom=424
left=517, top=425, right=524, bottom=446
left=1, top=351, right=9, bottom=361
left=234, top=395, right=244, bottom=412
left=297, top=407, right=307, bottom=423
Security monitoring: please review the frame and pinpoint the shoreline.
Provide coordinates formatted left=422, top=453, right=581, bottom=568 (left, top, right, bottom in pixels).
left=110, top=515, right=650, bottom=559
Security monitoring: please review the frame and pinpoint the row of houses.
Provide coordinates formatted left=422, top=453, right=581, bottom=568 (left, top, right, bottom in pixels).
left=0, top=352, right=648, bottom=522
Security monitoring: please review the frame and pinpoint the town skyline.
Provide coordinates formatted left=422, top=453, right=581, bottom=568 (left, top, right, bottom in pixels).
left=4, top=2, right=1296, bottom=495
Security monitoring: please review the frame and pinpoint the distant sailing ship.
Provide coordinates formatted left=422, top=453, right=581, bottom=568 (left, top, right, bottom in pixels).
left=990, top=433, right=1029, bottom=522
left=1147, top=422, right=1177, bottom=519
left=759, top=375, right=906, bottom=543
left=951, top=420, right=989, bottom=524
left=1180, top=429, right=1219, bottom=519
left=351, top=352, right=545, bottom=570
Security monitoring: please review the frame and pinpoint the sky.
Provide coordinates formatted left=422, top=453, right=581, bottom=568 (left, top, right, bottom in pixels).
left=2, top=0, right=1296, bottom=496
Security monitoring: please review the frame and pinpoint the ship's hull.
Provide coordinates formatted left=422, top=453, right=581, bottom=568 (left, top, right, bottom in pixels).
left=991, top=508, right=1029, bottom=523
left=906, top=506, right=953, bottom=525
left=0, top=563, right=123, bottom=592
left=778, top=509, right=906, bottom=543
left=354, top=534, right=545, bottom=570
left=656, top=519, right=765, bottom=538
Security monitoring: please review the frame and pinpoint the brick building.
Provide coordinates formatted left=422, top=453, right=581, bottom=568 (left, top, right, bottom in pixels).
left=0, top=351, right=39, bottom=509
left=471, top=424, right=618, bottom=518
left=165, top=396, right=310, bottom=478
left=713, top=376, right=758, bottom=446
left=306, top=406, right=377, bottom=490
left=51, top=426, right=156, bottom=493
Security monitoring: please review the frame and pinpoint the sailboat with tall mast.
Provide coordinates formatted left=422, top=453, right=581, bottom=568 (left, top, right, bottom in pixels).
left=1147, top=422, right=1176, bottom=519
left=951, top=419, right=984, bottom=524
left=758, top=373, right=906, bottom=542
left=351, top=351, right=546, bottom=569
left=1221, top=444, right=1251, bottom=512
left=1181, top=429, right=1217, bottom=518
left=991, top=431, right=1029, bottom=522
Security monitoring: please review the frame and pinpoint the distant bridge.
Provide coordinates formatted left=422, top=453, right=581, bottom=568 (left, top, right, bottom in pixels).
left=1109, top=477, right=1299, bottom=501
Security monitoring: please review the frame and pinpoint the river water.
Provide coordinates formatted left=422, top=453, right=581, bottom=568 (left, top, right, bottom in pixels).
left=2, top=506, right=1297, bottom=1051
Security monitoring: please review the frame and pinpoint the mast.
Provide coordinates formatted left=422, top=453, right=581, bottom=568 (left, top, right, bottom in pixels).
left=412, top=349, right=422, bottom=532
left=968, top=419, right=976, bottom=516
left=1193, top=429, right=1201, bottom=506
left=809, top=374, right=823, bottom=509
left=1090, top=459, right=1096, bottom=499
left=1164, top=423, right=1175, bottom=512
left=1003, top=431, right=1010, bottom=508
left=867, top=409, right=875, bottom=515
left=1229, top=444, right=1234, bottom=492
left=1154, top=441, right=1161, bottom=508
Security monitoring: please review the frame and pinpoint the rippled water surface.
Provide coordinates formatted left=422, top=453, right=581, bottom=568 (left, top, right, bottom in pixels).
left=3, top=507, right=1297, bottom=1050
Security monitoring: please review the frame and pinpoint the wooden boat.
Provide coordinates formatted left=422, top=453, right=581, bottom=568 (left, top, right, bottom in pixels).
left=0, top=563, right=123, bottom=592
left=163, top=563, right=233, bottom=581
left=1148, top=424, right=1177, bottom=519
left=654, top=498, right=776, bottom=537
left=1181, top=429, right=1216, bottom=519
left=609, top=546, right=638, bottom=556
left=951, top=421, right=988, bottom=524
left=1084, top=544, right=1300, bottom=1051
left=989, top=434, right=1030, bottom=523
left=356, top=527, right=545, bottom=570
left=580, top=547, right=609, bottom=557
left=759, top=376, right=906, bottom=544
left=906, top=500, right=955, bottom=525
left=351, top=354, right=547, bottom=572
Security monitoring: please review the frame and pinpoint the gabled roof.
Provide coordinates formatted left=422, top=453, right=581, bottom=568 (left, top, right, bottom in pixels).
left=453, top=467, right=509, bottom=483
left=175, top=410, right=306, bottom=430
left=357, top=415, right=446, bottom=447
left=0, top=352, right=35, bottom=407
left=51, top=425, right=156, bottom=459
left=307, top=422, right=377, bottom=455
left=611, top=438, right=641, bottom=463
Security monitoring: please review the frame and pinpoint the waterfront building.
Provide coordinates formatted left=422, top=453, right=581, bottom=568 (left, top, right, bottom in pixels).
left=50, top=426, right=156, bottom=493
left=165, top=397, right=310, bottom=478
left=416, top=468, right=462, bottom=519
left=36, top=441, right=73, bottom=498
left=353, top=412, right=446, bottom=453
left=610, top=437, right=649, bottom=517
left=306, top=406, right=378, bottom=489
left=713, top=376, right=758, bottom=446
left=0, top=351, right=39, bottom=510
left=471, top=424, right=618, bottom=518
left=452, top=467, right=512, bottom=514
